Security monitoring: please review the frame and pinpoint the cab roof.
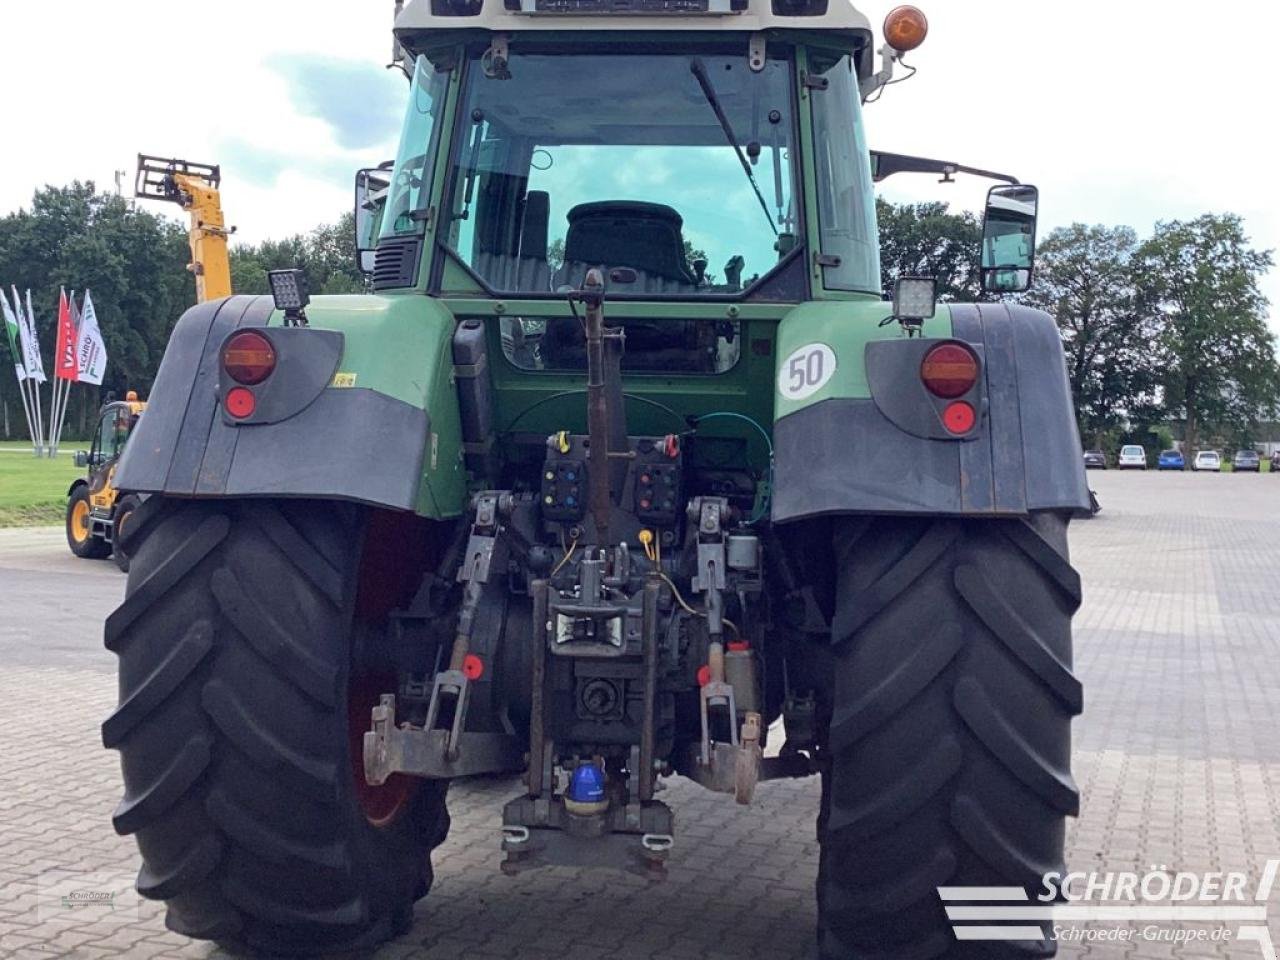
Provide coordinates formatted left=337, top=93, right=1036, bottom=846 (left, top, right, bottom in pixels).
left=395, top=0, right=872, bottom=38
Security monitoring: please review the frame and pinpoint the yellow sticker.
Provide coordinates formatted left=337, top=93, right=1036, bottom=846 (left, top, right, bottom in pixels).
left=331, top=372, right=357, bottom=388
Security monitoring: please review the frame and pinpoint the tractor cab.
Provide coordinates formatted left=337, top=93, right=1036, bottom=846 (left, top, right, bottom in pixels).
left=67, top=394, right=146, bottom=569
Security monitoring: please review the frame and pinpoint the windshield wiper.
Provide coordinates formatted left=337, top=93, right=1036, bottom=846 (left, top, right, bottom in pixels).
left=689, top=59, right=778, bottom=238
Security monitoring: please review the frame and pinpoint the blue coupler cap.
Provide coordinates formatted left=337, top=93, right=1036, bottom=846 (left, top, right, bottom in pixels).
left=568, top=763, right=606, bottom=804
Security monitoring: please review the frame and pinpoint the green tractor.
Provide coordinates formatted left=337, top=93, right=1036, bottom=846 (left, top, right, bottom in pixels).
left=105, top=2, right=1088, bottom=956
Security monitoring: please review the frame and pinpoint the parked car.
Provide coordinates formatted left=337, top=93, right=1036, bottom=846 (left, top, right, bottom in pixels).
left=1232, top=449, right=1261, bottom=473
left=1117, top=444, right=1147, bottom=470
left=1157, top=449, right=1185, bottom=471
left=1083, top=450, right=1107, bottom=469
left=1193, top=450, right=1222, bottom=472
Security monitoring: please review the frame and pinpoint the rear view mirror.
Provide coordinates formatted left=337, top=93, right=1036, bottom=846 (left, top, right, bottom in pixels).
left=980, top=184, right=1039, bottom=293
left=74, top=450, right=88, bottom=468
left=354, top=166, right=391, bottom=275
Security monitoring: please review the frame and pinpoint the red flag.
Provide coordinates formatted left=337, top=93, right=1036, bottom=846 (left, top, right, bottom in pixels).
left=55, top=288, right=78, bottom=381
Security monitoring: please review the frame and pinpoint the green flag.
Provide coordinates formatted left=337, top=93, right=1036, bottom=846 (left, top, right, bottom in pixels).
left=2, top=290, right=25, bottom=381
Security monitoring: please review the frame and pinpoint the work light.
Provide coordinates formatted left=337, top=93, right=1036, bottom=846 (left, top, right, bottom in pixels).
left=267, top=269, right=310, bottom=326
left=892, top=277, right=936, bottom=321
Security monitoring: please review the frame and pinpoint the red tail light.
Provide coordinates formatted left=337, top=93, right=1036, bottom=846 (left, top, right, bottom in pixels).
left=920, top=343, right=978, bottom=398
left=223, top=331, right=276, bottom=385
left=225, top=386, right=256, bottom=419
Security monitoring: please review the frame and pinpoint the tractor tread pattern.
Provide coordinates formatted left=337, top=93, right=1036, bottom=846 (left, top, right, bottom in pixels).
left=111, top=735, right=212, bottom=836
left=830, top=522, right=960, bottom=639
left=818, top=514, right=1078, bottom=960
left=105, top=513, right=230, bottom=651
left=828, top=622, right=962, bottom=750
left=954, top=564, right=1083, bottom=715
left=104, top=498, right=448, bottom=956
left=206, top=788, right=350, bottom=871
left=245, top=502, right=345, bottom=607
left=209, top=565, right=339, bottom=707
left=102, top=619, right=214, bottom=749
left=954, top=677, right=1080, bottom=815
left=201, top=678, right=339, bottom=800
left=136, top=832, right=224, bottom=901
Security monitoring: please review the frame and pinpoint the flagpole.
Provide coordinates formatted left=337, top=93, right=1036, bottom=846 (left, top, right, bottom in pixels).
left=24, top=292, right=45, bottom=457
left=49, top=372, right=64, bottom=456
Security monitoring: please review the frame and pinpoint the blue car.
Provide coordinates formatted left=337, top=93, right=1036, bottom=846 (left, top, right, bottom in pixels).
left=1157, top=449, right=1185, bottom=471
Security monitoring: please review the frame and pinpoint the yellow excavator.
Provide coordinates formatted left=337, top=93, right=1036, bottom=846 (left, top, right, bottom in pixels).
left=134, top=154, right=232, bottom=302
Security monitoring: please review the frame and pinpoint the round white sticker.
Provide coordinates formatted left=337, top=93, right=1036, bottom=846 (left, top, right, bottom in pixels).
left=778, top=343, right=837, bottom=401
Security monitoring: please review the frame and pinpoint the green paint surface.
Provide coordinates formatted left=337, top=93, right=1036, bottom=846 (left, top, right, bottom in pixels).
left=295, top=294, right=467, bottom=518
left=773, top=301, right=954, bottom=420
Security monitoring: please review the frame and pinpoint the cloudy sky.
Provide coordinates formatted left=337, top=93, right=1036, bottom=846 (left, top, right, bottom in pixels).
left=0, top=0, right=1275, bottom=326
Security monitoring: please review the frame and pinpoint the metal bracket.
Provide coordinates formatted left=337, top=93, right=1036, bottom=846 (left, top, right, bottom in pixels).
left=698, top=679, right=738, bottom=763
left=859, top=42, right=899, bottom=101
left=748, top=32, right=766, bottom=72
left=364, top=693, right=525, bottom=782
left=684, top=711, right=763, bottom=804
left=423, top=669, right=470, bottom=759
left=483, top=34, right=511, bottom=79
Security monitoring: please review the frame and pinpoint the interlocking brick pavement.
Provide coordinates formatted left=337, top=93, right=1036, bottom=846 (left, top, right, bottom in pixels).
left=0, top=472, right=1277, bottom=958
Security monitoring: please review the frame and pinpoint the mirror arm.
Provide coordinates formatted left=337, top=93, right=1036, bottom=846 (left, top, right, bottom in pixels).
left=870, top=151, right=1019, bottom=186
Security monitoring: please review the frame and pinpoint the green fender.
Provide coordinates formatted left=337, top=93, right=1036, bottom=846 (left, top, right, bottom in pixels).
left=770, top=299, right=1090, bottom=519
left=115, top=294, right=467, bottom=519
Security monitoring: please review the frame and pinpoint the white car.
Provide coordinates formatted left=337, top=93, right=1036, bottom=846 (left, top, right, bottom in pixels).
left=1193, top=451, right=1221, bottom=472
left=1117, top=444, right=1147, bottom=470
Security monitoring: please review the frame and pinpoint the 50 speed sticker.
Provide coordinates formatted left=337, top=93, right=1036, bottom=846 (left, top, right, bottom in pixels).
left=778, top=343, right=836, bottom=401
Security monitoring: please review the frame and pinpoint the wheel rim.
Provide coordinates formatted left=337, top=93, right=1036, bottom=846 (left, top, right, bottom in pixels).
left=348, top=671, right=415, bottom=827
left=71, top=500, right=90, bottom=543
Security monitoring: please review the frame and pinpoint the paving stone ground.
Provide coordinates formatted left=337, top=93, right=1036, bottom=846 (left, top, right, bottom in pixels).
left=0, top=471, right=1277, bottom=958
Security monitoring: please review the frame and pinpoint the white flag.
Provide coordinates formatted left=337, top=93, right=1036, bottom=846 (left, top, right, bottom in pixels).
left=24, top=289, right=47, bottom=383
left=10, top=285, right=44, bottom=383
left=1, top=290, right=25, bottom=381
left=75, top=290, right=107, bottom=385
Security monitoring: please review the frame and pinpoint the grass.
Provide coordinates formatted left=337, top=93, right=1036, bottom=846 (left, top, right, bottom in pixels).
left=0, top=440, right=81, bottom=452
left=0, top=452, right=83, bottom=527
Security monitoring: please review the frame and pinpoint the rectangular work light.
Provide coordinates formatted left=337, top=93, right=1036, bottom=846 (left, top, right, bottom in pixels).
left=892, top=277, right=937, bottom=321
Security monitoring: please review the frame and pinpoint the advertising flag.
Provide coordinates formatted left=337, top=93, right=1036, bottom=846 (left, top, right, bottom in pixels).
left=54, top=288, right=78, bottom=381
left=11, top=285, right=43, bottom=383
left=24, top=289, right=47, bottom=383
left=75, top=290, right=107, bottom=385
left=1, top=290, right=23, bottom=381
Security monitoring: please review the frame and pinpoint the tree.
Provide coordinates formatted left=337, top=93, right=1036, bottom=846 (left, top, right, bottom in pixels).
left=1022, top=224, right=1162, bottom=444
left=0, top=182, right=195, bottom=437
left=875, top=198, right=981, bottom=301
left=229, top=212, right=364, bottom=296
left=1135, top=214, right=1277, bottom=453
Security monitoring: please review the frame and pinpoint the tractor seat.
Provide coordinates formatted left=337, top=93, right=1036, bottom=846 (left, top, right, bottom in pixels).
left=559, top=201, right=696, bottom=286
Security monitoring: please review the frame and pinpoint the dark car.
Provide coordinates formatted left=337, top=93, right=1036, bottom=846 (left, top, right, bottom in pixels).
left=1157, top=449, right=1184, bottom=471
left=1232, top=449, right=1261, bottom=472
left=1083, top=450, right=1107, bottom=469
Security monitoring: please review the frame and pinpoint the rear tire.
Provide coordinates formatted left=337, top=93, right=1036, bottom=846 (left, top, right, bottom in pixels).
left=67, top=485, right=110, bottom=559
left=111, top=494, right=142, bottom=573
left=103, top=497, right=450, bottom=955
left=817, top=513, right=1081, bottom=959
